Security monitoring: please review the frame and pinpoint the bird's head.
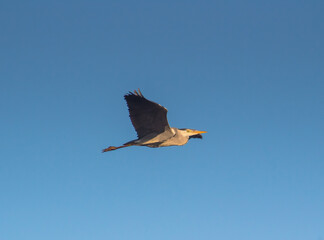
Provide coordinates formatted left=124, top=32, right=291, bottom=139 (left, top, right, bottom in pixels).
left=179, top=128, right=207, bottom=139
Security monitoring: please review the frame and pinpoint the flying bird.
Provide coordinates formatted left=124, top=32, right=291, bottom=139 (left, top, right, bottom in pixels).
left=102, top=89, right=207, bottom=152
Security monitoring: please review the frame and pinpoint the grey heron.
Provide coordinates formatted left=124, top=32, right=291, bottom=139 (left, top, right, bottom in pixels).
left=102, top=89, right=207, bottom=152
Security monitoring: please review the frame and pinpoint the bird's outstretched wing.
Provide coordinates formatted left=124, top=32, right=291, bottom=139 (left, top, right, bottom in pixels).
left=124, top=89, right=171, bottom=138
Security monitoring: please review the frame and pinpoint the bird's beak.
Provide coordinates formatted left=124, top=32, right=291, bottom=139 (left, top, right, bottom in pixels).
left=193, top=130, right=207, bottom=134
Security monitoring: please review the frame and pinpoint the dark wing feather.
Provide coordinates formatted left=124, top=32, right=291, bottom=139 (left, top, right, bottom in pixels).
left=124, top=89, right=171, bottom=138
left=189, top=134, right=203, bottom=139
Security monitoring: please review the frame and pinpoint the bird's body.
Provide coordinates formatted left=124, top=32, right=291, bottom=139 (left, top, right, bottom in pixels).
left=102, top=89, right=206, bottom=152
left=126, top=128, right=194, bottom=147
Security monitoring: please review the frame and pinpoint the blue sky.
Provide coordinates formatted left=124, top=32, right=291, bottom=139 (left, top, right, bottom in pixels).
left=1, top=0, right=323, bottom=239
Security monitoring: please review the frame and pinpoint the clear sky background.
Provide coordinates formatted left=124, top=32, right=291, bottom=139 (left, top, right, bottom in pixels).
left=1, top=0, right=323, bottom=239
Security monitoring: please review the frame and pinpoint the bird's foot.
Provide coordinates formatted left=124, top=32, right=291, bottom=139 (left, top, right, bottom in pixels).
left=102, top=146, right=117, bottom=152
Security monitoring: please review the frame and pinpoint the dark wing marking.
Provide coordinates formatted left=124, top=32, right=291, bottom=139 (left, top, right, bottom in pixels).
left=189, top=134, right=203, bottom=139
left=124, top=89, right=171, bottom=138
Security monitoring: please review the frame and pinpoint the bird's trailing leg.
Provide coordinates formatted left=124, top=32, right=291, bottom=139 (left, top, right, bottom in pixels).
left=102, top=144, right=132, bottom=153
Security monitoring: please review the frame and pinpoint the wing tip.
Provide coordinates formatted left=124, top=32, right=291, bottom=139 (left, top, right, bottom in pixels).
left=124, top=89, right=144, bottom=99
